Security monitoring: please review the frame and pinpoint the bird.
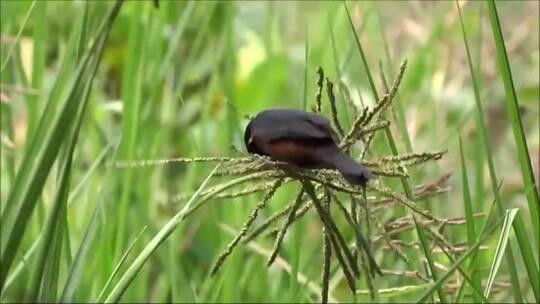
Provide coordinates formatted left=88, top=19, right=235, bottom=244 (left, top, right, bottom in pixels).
left=244, top=108, right=374, bottom=186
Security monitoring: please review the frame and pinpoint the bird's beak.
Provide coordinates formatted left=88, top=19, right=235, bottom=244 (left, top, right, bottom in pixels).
left=248, top=136, right=253, bottom=145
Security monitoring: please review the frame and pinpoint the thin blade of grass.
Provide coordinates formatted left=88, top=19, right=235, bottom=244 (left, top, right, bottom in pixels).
left=344, top=2, right=413, bottom=199
left=456, top=1, right=523, bottom=301
left=96, top=226, right=147, bottom=302
left=327, top=12, right=350, bottom=128
left=104, top=164, right=220, bottom=303
left=302, top=36, right=309, bottom=111
left=486, top=4, right=540, bottom=297
left=26, top=0, right=47, bottom=139
left=60, top=141, right=118, bottom=302
left=484, top=208, right=519, bottom=299
left=433, top=241, right=490, bottom=303
left=157, top=1, right=196, bottom=79
left=374, top=3, right=413, bottom=153
left=413, top=217, right=446, bottom=303
left=458, top=135, right=481, bottom=303
left=512, top=213, right=540, bottom=302
left=41, top=222, right=63, bottom=301
left=0, top=1, right=36, bottom=73
left=456, top=188, right=501, bottom=302
left=1, top=234, right=40, bottom=298
left=220, top=223, right=337, bottom=302
left=114, top=1, right=145, bottom=261
left=68, top=144, right=111, bottom=205
left=343, top=7, right=444, bottom=301
left=487, top=0, right=539, bottom=250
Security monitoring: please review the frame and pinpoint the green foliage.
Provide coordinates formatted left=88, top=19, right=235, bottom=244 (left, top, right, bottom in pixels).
left=1, top=1, right=538, bottom=302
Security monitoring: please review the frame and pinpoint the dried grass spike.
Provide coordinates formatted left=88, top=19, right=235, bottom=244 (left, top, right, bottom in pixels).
left=314, top=67, right=324, bottom=113
left=303, top=182, right=360, bottom=280
left=210, top=178, right=283, bottom=276
left=325, top=77, right=344, bottom=137
left=367, top=185, right=437, bottom=221
left=321, top=228, right=332, bottom=304
left=115, top=156, right=251, bottom=169
left=217, top=179, right=292, bottom=199
left=262, top=200, right=314, bottom=239
left=338, top=80, right=358, bottom=114
left=267, top=189, right=304, bottom=266
left=341, top=106, right=369, bottom=148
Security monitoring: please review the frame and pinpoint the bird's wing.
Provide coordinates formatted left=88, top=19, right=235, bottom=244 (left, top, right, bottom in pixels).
left=267, top=116, right=335, bottom=144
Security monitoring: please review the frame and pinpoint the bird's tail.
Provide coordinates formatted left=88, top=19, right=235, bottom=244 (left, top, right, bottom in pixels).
left=314, top=145, right=374, bottom=186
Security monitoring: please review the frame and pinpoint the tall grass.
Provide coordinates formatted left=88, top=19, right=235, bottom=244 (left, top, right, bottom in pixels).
left=1, top=1, right=123, bottom=297
left=1, top=1, right=538, bottom=302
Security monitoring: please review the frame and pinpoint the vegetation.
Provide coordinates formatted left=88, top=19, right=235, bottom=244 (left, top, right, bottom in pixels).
left=0, top=1, right=538, bottom=302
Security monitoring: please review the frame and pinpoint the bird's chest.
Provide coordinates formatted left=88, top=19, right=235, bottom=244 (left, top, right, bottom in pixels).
left=253, top=136, right=320, bottom=167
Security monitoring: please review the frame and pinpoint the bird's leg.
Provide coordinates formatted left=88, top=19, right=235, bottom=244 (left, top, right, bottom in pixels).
left=252, top=154, right=307, bottom=174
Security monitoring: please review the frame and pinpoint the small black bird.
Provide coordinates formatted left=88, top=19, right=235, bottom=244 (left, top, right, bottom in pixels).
left=244, top=108, right=374, bottom=185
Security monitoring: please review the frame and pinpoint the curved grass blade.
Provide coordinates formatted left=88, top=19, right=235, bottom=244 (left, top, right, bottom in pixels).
left=484, top=208, right=519, bottom=299
left=416, top=209, right=513, bottom=303
left=96, top=226, right=147, bottom=302
left=60, top=141, right=119, bottom=302
left=104, top=164, right=220, bottom=303
left=1, top=234, right=40, bottom=298
left=0, top=1, right=36, bottom=73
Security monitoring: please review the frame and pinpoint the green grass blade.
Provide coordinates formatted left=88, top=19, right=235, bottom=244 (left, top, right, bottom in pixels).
left=0, top=0, right=123, bottom=291
left=343, top=2, right=378, bottom=102
left=456, top=1, right=523, bottom=301
left=484, top=208, right=519, bottom=299
left=513, top=214, right=540, bottom=302
left=327, top=12, right=350, bottom=128
left=456, top=191, right=500, bottom=302
left=41, top=224, right=64, bottom=301
left=44, top=46, right=105, bottom=301
left=0, top=1, right=36, bottom=73
left=374, top=3, right=413, bottom=152
left=68, top=144, right=111, bottom=205
left=60, top=142, right=118, bottom=302
left=1, top=2, right=536, bottom=302
left=416, top=209, right=513, bottom=303
left=343, top=1, right=413, bottom=198
left=343, top=9, right=428, bottom=299
left=26, top=0, right=47, bottom=139
left=302, top=36, right=309, bottom=111
left=27, top=4, right=98, bottom=299
left=413, top=217, right=447, bottom=303
left=27, top=139, right=71, bottom=301
left=436, top=246, right=489, bottom=303
left=486, top=0, right=539, bottom=251
left=104, top=164, right=220, bottom=303
left=96, top=226, right=147, bottom=302
left=1, top=234, right=41, bottom=298
left=114, top=0, right=145, bottom=261
left=458, top=135, right=481, bottom=303
left=157, top=1, right=195, bottom=79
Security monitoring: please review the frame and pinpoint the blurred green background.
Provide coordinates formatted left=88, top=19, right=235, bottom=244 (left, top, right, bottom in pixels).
left=1, top=1, right=538, bottom=302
